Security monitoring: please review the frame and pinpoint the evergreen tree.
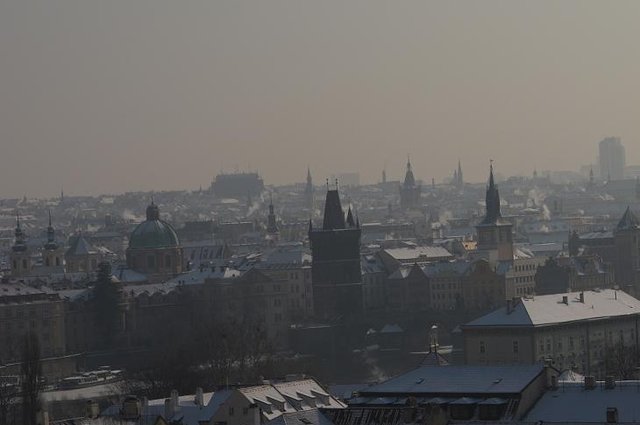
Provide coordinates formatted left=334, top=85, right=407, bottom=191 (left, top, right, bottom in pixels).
left=93, top=261, right=120, bottom=347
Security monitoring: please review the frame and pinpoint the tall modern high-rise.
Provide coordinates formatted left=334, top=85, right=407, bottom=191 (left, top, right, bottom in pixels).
left=599, top=137, right=626, bottom=181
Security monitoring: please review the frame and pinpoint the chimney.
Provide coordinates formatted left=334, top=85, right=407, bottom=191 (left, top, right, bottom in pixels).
left=35, top=409, right=49, bottom=425
left=506, top=299, right=513, bottom=314
left=562, top=295, right=568, bottom=305
left=165, top=398, right=175, bottom=420
left=605, top=376, right=616, bottom=390
left=86, top=400, right=100, bottom=419
left=171, top=389, right=180, bottom=412
left=195, top=387, right=204, bottom=407
left=550, top=374, right=558, bottom=390
left=584, top=376, right=596, bottom=390
left=579, top=292, right=585, bottom=303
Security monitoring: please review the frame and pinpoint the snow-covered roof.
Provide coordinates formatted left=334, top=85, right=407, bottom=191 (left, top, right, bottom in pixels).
left=525, top=381, right=640, bottom=423
left=465, top=289, right=640, bottom=328
left=359, top=364, right=545, bottom=396
left=382, top=246, right=452, bottom=262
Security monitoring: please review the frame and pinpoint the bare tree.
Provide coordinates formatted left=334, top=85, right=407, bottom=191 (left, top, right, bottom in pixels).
left=0, top=376, right=19, bottom=425
left=605, top=340, right=637, bottom=379
left=20, top=331, right=43, bottom=425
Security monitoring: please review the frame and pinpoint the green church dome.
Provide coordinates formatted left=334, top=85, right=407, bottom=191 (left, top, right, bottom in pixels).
left=128, top=202, right=180, bottom=249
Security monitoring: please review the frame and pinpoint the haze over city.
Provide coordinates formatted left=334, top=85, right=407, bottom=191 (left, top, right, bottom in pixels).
left=2, top=1, right=640, bottom=198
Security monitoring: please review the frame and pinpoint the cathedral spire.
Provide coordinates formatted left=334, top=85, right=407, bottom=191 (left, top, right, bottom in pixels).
left=267, top=194, right=278, bottom=234
left=45, top=209, right=58, bottom=250
left=346, top=206, right=355, bottom=227
left=13, top=212, right=27, bottom=252
left=481, top=160, right=501, bottom=225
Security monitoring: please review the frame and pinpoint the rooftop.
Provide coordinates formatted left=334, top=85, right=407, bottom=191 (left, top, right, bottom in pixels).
left=465, top=289, right=640, bottom=328
left=358, top=364, right=545, bottom=396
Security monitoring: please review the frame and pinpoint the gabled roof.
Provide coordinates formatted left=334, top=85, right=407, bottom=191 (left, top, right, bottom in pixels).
left=65, top=234, right=97, bottom=256
left=616, top=206, right=640, bottom=231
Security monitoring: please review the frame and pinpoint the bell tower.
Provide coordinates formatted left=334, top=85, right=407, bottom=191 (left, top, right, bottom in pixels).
left=11, top=213, right=32, bottom=277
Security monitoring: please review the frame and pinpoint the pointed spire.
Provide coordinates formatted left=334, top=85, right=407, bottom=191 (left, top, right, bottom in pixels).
left=13, top=211, right=27, bottom=252
left=45, top=209, right=58, bottom=250
left=488, top=159, right=495, bottom=189
left=481, top=160, right=501, bottom=225
left=321, top=186, right=346, bottom=230
left=616, top=206, right=640, bottom=231
left=406, top=154, right=412, bottom=171
left=346, top=206, right=355, bottom=227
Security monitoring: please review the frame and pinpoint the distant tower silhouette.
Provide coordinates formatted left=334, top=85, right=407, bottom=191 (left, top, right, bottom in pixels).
left=457, top=160, right=464, bottom=188
left=476, top=162, right=513, bottom=262
left=588, top=165, right=595, bottom=190
left=267, top=195, right=279, bottom=235
left=308, top=186, right=362, bottom=319
left=304, top=167, right=314, bottom=210
left=382, top=168, right=387, bottom=184
left=399, top=156, right=421, bottom=210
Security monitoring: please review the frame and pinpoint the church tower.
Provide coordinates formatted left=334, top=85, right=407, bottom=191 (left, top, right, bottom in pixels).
left=304, top=167, right=314, bottom=210
left=308, top=183, right=362, bottom=319
left=266, top=196, right=280, bottom=244
left=399, top=156, right=421, bottom=210
left=11, top=213, right=32, bottom=277
left=43, top=210, right=64, bottom=269
left=476, top=163, right=513, bottom=263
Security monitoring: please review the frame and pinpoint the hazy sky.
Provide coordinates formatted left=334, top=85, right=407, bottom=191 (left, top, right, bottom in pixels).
left=2, top=1, right=640, bottom=198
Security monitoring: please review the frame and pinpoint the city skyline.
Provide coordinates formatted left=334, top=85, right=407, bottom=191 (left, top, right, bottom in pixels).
left=2, top=1, right=640, bottom=197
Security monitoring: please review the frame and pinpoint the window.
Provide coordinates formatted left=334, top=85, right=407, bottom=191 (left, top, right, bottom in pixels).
left=480, top=341, right=486, bottom=354
left=147, top=256, right=155, bottom=268
left=513, top=341, right=519, bottom=354
left=243, top=408, right=249, bottom=416
left=229, top=407, right=235, bottom=416
left=165, top=255, right=171, bottom=268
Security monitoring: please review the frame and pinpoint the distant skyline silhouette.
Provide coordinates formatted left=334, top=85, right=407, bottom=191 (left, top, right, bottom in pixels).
left=1, top=1, right=639, bottom=198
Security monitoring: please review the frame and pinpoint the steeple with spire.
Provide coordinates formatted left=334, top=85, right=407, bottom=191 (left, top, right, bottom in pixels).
left=44, top=210, right=58, bottom=251
left=13, top=213, right=26, bottom=252
left=476, top=161, right=513, bottom=262
left=481, top=161, right=502, bottom=225
left=267, top=195, right=279, bottom=234
left=11, top=212, right=32, bottom=276
left=457, top=159, right=463, bottom=187
left=399, top=155, right=420, bottom=210
left=43, top=210, right=64, bottom=269
left=304, top=167, right=314, bottom=210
